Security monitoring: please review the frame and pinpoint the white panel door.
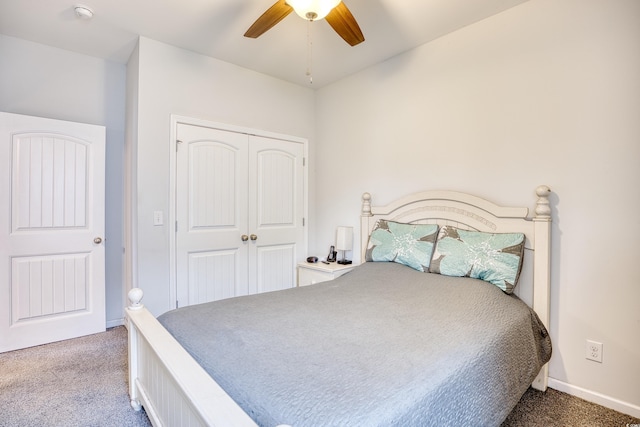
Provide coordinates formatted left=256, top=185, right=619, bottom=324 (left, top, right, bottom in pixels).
left=0, top=112, right=105, bottom=353
left=176, top=124, right=249, bottom=306
left=248, top=136, right=304, bottom=294
left=175, top=124, right=305, bottom=307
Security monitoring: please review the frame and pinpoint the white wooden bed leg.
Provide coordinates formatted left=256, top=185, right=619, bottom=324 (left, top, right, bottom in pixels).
left=532, top=185, right=552, bottom=392
left=127, top=288, right=144, bottom=411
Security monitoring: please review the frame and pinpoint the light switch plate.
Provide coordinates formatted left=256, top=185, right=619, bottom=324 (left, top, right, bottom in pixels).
left=153, top=211, right=164, bottom=226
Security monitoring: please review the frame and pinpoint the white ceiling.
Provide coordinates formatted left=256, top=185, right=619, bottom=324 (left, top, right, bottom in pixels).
left=0, top=0, right=528, bottom=88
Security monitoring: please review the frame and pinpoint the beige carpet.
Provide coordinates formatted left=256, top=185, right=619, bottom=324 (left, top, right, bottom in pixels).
left=0, top=327, right=150, bottom=427
left=502, top=387, right=639, bottom=427
left=1, top=326, right=638, bottom=427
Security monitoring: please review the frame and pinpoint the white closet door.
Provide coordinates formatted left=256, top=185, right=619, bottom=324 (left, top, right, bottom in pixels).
left=176, top=124, right=249, bottom=306
left=175, top=123, right=305, bottom=307
left=248, top=136, right=304, bottom=294
left=0, top=112, right=105, bottom=353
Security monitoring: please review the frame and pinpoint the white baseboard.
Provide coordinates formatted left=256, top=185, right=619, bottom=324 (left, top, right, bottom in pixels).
left=548, top=377, right=640, bottom=419
left=106, top=318, right=125, bottom=329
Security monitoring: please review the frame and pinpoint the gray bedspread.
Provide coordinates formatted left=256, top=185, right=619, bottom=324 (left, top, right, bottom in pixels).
left=158, top=262, right=551, bottom=427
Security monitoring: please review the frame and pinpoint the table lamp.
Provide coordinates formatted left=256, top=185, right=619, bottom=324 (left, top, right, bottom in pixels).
left=335, top=226, right=353, bottom=265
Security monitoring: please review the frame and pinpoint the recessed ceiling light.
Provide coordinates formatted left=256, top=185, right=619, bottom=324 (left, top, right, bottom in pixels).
left=74, top=5, right=94, bottom=20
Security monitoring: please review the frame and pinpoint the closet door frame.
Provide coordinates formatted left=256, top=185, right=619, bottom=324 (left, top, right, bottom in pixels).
left=169, top=115, right=308, bottom=308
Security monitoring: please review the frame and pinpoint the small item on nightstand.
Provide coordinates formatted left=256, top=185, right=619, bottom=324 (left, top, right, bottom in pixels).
left=326, top=245, right=337, bottom=263
left=306, top=256, right=318, bottom=263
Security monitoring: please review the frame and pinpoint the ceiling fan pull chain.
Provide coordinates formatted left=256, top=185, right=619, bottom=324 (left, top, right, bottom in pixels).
left=306, top=20, right=313, bottom=84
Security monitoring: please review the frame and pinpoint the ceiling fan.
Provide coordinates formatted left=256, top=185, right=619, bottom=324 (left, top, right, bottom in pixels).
left=244, top=0, right=365, bottom=46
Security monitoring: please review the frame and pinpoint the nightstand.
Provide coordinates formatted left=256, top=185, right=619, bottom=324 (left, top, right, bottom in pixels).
left=297, top=261, right=356, bottom=286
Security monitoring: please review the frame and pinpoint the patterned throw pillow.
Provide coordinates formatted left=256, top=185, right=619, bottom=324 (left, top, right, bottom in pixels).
left=429, top=226, right=525, bottom=294
left=365, top=220, right=439, bottom=272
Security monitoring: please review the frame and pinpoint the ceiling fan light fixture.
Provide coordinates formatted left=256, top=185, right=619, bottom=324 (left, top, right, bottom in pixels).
left=286, top=0, right=341, bottom=21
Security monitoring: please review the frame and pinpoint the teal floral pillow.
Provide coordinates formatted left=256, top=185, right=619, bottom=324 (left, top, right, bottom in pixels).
left=365, top=220, right=439, bottom=272
left=429, top=226, right=525, bottom=294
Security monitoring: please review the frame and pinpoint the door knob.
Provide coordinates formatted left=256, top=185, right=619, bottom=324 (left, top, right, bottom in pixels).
left=93, top=237, right=103, bottom=244
left=250, top=234, right=258, bottom=241
left=241, top=234, right=249, bottom=242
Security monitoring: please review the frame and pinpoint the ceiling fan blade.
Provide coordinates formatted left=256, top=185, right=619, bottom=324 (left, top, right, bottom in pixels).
left=244, top=0, right=293, bottom=39
left=325, top=2, right=365, bottom=46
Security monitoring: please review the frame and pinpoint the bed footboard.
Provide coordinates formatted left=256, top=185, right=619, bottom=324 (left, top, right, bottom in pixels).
left=126, top=289, right=257, bottom=427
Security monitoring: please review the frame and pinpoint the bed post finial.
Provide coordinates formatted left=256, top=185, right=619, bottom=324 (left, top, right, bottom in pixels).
left=127, top=288, right=144, bottom=310
left=362, top=192, right=372, bottom=216
left=534, top=185, right=551, bottom=219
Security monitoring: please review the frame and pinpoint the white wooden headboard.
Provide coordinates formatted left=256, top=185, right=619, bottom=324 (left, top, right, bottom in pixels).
left=360, top=186, right=552, bottom=390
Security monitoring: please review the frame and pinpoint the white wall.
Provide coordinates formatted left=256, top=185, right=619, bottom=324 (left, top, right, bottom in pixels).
left=128, top=37, right=316, bottom=316
left=314, top=0, right=640, bottom=415
left=0, top=35, right=127, bottom=327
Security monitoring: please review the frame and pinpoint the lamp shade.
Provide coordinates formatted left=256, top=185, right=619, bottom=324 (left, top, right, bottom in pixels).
left=335, top=226, right=353, bottom=251
left=287, top=0, right=341, bottom=20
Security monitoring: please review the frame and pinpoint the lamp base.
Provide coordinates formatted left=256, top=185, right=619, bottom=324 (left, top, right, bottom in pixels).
left=337, top=259, right=352, bottom=265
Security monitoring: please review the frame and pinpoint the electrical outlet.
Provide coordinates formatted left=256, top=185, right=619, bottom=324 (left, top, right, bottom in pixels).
left=586, top=340, right=603, bottom=363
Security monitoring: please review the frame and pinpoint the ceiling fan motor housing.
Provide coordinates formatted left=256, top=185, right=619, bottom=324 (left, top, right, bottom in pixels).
left=288, top=0, right=341, bottom=21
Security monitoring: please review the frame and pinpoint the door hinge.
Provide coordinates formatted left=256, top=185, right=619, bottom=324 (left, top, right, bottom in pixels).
left=303, top=157, right=306, bottom=167
left=175, top=221, right=178, bottom=232
left=176, top=139, right=182, bottom=151
left=303, top=217, right=306, bottom=226
left=176, top=301, right=179, bottom=309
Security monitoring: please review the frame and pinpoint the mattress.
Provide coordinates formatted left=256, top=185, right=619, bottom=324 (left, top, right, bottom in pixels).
left=158, top=261, right=551, bottom=427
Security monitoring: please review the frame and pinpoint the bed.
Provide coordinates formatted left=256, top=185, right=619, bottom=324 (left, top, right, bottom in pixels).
left=126, top=186, right=552, bottom=427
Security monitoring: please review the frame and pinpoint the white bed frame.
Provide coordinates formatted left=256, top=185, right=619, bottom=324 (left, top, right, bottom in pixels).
left=126, top=186, right=552, bottom=426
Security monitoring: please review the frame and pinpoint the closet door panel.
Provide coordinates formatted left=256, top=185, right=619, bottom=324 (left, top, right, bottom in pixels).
left=255, top=245, right=296, bottom=294
left=248, top=136, right=304, bottom=294
left=176, top=124, right=249, bottom=306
